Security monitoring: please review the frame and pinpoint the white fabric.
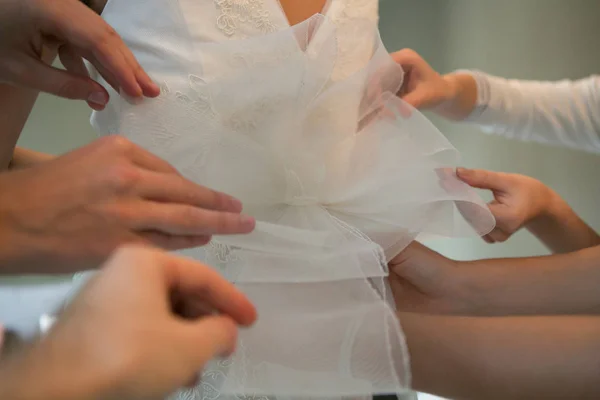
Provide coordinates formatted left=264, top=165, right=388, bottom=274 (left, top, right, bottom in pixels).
left=463, top=70, right=600, bottom=154
left=83, top=1, right=495, bottom=399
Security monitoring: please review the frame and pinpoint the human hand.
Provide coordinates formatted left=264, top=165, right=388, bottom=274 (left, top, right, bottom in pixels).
left=391, top=49, right=455, bottom=109
left=0, top=246, right=257, bottom=400
left=388, top=242, right=481, bottom=315
left=391, top=49, right=476, bottom=120
left=0, top=0, right=159, bottom=110
left=0, top=136, right=256, bottom=274
left=456, top=168, right=556, bottom=243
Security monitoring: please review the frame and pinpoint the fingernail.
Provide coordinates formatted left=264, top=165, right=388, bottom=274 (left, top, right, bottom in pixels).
left=87, top=91, right=107, bottom=106
left=240, top=215, right=256, bottom=231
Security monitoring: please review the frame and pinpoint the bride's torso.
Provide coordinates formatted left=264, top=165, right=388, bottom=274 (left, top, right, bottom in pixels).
left=91, top=0, right=379, bottom=97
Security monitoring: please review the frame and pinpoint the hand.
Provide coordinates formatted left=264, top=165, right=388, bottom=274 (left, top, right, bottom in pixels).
left=391, top=49, right=477, bottom=120
left=456, top=168, right=556, bottom=243
left=391, top=49, right=455, bottom=111
left=0, top=0, right=160, bottom=110
left=0, top=136, right=256, bottom=274
left=388, top=242, right=480, bottom=315
left=0, top=246, right=257, bottom=400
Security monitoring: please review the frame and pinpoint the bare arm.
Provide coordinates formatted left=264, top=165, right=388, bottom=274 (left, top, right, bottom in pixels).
left=0, top=0, right=106, bottom=170
left=463, top=245, right=600, bottom=315
left=8, top=147, right=55, bottom=169
left=403, top=313, right=600, bottom=400
left=527, top=192, right=600, bottom=253
left=456, top=168, right=600, bottom=253
left=391, top=242, right=600, bottom=316
left=0, top=45, right=57, bottom=170
left=0, top=86, right=42, bottom=170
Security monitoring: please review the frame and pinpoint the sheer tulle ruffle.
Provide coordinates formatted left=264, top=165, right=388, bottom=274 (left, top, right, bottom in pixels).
left=89, top=14, right=494, bottom=400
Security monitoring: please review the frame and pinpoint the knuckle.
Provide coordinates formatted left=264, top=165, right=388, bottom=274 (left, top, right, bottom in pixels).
left=101, top=135, right=135, bottom=154
left=95, top=26, right=119, bottom=48
left=105, top=161, right=141, bottom=192
left=215, top=211, right=235, bottom=232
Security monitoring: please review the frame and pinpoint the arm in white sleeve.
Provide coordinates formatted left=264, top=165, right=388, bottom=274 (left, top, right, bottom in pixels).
left=464, top=71, right=600, bottom=154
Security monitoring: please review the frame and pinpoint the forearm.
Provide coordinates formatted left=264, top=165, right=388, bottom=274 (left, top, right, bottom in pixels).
left=434, top=73, right=478, bottom=121
left=0, top=48, right=58, bottom=170
left=0, top=87, right=40, bottom=170
left=403, top=313, right=600, bottom=400
left=0, top=338, right=111, bottom=400
left=448, top=71, right=600, bottom=153
left=527, top=192, right=600, bottom=253
left=464, top=245, right=600, bottom=315
left=8, top=147, right=55, bottom=170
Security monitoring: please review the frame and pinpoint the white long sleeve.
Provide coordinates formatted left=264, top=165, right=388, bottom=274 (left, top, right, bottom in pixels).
left=463, top=71, right=600, bottom=154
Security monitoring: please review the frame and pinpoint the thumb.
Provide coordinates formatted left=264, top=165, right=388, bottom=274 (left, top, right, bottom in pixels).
left=487, top=201, right=512, bottom=221
left=456, top=168, right=510, bottom=191
left=20, top=57, right=108, bottom=107
left=184, top=316, right=239, bottom=368
left=400, top=90, right=428, bottom=109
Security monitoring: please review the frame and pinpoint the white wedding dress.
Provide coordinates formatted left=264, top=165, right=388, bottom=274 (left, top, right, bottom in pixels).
left=85, top=1, right=495, bottom=399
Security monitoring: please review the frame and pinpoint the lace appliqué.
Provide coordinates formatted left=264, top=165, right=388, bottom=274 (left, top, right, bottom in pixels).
left=214, top=0, right=277, bottom=37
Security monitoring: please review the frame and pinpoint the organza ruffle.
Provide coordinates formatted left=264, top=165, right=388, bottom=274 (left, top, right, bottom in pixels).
left=88, top=12, right=494, bottom=400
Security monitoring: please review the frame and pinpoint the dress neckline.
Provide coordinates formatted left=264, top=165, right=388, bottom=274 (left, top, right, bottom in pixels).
left=273, top=0, right=334, bottom=29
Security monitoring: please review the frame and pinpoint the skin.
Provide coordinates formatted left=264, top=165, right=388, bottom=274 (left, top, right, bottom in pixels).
left=456, top=168, right=600, bottom=252
left=0, top=246, right=257, bottom=400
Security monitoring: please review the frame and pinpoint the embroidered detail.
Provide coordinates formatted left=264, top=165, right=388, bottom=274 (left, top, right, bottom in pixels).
left=214, top=0, right=277, bottom=37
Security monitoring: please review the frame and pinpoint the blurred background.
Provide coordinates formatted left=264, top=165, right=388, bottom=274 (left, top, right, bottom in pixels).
left=3, top=0, right=600, bottom=398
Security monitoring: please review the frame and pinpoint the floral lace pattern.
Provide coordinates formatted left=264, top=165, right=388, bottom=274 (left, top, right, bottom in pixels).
left=214, top=0, right=278, bottom=37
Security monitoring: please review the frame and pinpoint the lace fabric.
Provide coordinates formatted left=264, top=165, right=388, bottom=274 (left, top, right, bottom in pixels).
left=79, top=1, right=495, bottom=399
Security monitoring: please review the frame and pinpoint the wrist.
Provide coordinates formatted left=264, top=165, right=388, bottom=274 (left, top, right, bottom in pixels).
left=526, top=188, right=564, bottom=230
left=9, top=332, right=119, bottom=400
left=435, top=73, right=477, bottom=121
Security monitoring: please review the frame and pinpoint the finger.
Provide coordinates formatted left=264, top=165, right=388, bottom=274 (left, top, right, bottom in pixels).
left=140, top=231, right=212, bottom=251
left=39, top=1, right=146, bottom=97
left=127, top=202, right=255, bottom=236
left=119, top=48, right=160, bottom=97
left=59, top=46, right=89, bottom=78
left=175, top=297, right=217, bottom=320
left=87, top=46, right=142, bottom=97
left=58, top=46, right=105, bottom=111
left=488, top=229, right=509, bottom=243
left=184, top=375, right=201, bottom=389
left=390, top=48, right=425, bottom=70
left=487, top=202, right=513, bottom=226
left=90, top=59, right=122, bottom=94
left=482, top=234, right=495, bottom=244
left=400, top=91, right=428, bottom=110
left=456, top=168, right=511, bottom=192
left=126, top=143, right=180, bottom=174
left=182, top=316, right=239, bottom=367
left=11, top=56, right=109, bottom=106
left=163, top=256, right=257, bottom=325
left=135, top=171, right=243, bottom=213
